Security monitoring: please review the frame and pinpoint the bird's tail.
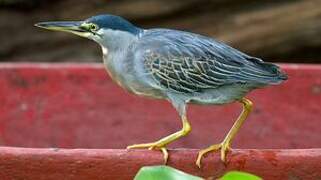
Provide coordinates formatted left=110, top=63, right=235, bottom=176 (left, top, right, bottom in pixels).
left=240, top=58, right=288, bottom=85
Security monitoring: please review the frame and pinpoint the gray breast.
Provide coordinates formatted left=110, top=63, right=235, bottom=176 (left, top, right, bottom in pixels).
left=103, top=48, right=166, bottom=99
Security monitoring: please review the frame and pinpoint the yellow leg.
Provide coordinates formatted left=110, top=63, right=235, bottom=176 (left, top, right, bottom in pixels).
left=196, top=98, right=253, bottom=168
left=127, top=115, right=192, bottom=164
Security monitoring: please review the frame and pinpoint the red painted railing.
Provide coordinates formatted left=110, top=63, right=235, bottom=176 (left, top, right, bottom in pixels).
left=0, top=63, right=320, bottom=179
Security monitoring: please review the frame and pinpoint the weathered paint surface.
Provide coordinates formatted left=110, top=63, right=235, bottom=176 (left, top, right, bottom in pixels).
left=0, top=148, right=320, bottom=180
left=0, top=63, right=320, bottom=179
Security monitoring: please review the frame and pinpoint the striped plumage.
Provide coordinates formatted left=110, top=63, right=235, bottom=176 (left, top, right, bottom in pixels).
left=141, top=29, right=287, bottom=94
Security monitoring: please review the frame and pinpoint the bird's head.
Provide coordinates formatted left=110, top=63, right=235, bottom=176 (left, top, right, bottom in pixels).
left=35, top=14, right=142, bottom=50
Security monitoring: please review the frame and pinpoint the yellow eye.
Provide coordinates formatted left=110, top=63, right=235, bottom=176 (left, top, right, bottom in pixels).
left=89, top=24, right=98, bottom=31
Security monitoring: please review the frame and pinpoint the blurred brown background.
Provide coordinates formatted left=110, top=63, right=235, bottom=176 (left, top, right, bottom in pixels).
left=0, top=0, right=320, bottom=63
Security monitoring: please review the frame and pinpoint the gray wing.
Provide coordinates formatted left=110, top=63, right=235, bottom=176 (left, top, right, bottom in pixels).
left=139, top=29, right=286, bottom=93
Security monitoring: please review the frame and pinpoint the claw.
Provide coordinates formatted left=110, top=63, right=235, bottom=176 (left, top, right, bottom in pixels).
left=126, top=115, right=192, bottom=165
left=196, top=98, right=253, bottom=168
left=127, top=143, right=169, bottom=164
left=160, top=147, right=169, bottom=163
left=196, top=142, right=231, bottom=168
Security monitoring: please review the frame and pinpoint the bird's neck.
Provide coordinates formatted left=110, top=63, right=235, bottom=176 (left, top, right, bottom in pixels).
left=98, top=29, right=142, bottom=53
left=99, top=30, right=138, bottom=84
left=98, top=29, right=142, bottom=85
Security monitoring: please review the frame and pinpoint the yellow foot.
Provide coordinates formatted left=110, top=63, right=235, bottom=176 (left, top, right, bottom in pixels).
left=127, top=142, right=169, bottom=164
left=196, top=141, right=231, bottom=168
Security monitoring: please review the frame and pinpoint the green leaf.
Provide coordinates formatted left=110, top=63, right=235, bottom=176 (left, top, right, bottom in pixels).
left=134, top=165, right=203, bottom=180
left=220, top=171, right=262, bottom=180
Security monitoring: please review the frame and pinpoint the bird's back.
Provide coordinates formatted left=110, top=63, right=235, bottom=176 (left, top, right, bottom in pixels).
left=135, top=29, right=287, bottom=95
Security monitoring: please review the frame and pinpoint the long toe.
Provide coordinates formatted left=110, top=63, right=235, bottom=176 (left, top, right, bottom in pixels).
left=126, top=142, right=156, bottom=149
left=127, top=143, right=169, bottom=164
left=196, top=144, right=221, bottom=168
left=220, top=142, right=231, bottom=162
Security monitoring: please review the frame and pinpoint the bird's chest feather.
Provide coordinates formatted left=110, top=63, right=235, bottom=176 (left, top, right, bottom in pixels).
left=103, top=51, right=133, bottom=91
left=102, top=49, right=165, bottom=99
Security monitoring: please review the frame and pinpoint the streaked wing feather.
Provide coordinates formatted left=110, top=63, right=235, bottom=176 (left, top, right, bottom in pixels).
left=140, top=29, right=279, bottom=93
left=144, top=50, right=239, bottom=93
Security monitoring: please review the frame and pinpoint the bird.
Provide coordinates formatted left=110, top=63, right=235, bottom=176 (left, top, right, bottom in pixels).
left=35, top=14, right=287, bottom=168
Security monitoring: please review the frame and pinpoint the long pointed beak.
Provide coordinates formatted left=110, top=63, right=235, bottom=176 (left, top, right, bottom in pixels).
left=35, top=21, right=90, bottom=37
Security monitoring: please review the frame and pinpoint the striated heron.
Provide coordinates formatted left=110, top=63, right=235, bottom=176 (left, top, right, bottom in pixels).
left=35, top=14, right=287, bottom=167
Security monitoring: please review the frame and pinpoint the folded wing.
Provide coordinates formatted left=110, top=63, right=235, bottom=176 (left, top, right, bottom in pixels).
left=140, top=29, right=287, bottom=93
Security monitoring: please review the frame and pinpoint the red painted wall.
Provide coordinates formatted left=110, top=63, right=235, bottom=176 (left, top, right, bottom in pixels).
left=0, top=63, right=320, bottom=149
left=0, top=63, right=320, bottom=180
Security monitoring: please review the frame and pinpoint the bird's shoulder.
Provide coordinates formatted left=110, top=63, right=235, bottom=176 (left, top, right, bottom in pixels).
left=138, top=28, right=251, bottom=61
